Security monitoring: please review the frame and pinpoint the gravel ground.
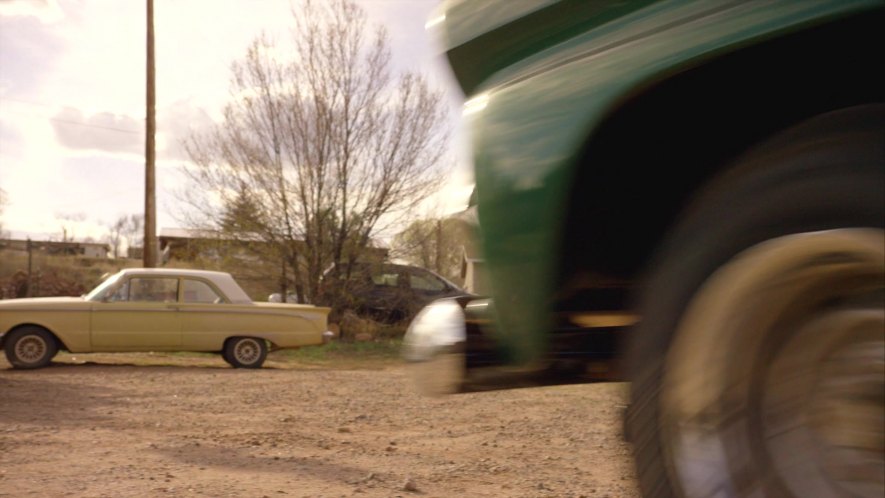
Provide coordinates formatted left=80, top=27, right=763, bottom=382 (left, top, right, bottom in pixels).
left=0, top=352, right=639, bottom=498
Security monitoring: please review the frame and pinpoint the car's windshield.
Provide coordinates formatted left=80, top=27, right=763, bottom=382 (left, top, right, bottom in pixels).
left=84, top=272, right=122, bottom=302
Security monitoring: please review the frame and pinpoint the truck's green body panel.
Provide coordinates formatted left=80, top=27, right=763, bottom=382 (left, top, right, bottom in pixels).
left=434, top=0, right=883, bottom=364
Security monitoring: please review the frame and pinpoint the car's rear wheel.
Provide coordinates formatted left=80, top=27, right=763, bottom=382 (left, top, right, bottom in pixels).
left=627, top=105, right=884, bottom=498
left=223, top=337, right=268, bottom=369
left=4, top=326, right=59, bottom=369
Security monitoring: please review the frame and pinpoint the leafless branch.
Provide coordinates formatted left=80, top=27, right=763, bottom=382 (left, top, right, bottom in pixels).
left=179, top=0, right=449, bottom=303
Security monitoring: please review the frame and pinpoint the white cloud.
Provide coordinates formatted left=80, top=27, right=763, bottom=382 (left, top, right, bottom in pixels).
left=0, top=0, right=467, bottom=245
left=0, top=0, right=64, bottom=24
left=52, top=107, right=143, bottom=154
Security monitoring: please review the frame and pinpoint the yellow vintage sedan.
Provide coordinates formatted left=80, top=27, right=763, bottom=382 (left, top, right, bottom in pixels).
left=0, top=268, right=331, bottom=369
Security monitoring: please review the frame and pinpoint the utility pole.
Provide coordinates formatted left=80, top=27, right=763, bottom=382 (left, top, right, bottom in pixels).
left=143, top=0, right=158, bottom=268
left=435, top=219, right=443, bottom=274
left=26, top=238, right=33, bottom=297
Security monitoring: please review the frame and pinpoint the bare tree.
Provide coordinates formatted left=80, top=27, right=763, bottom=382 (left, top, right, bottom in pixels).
left=56, top=212, right=86, bottom=243
left=99, top=215, right=143, bottom=259
left=182, top=0, right=449, bottom=304
left=105, top=215, right=128, bottom=258
left=123, top=214, right=144, bottom=256
left=392, top=217, right=472, bottom=285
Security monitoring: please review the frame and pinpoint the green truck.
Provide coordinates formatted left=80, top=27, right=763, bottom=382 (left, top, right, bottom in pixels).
left=404, top=1, right=884, bottom=497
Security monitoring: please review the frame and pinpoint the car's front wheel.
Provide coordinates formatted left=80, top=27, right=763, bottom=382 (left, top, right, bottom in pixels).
left=627, top=105, right=884, bottom=498
left=4, top=326, right=59, bottom=369
left=223, top=337, right=268, bottom=369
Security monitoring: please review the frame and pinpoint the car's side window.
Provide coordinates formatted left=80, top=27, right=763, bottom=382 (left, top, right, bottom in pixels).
left=182, top=279, right=223, bottom=304
left=371, top=271, right=399, bottom=287
left=128, top=278, right=179, bottom=303
left=107, top=280, right=130, bottom=302
left=410, top=272, right=446, bottom=292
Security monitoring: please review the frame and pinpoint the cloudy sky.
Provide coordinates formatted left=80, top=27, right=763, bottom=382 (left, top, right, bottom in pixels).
left=0, top=0, right=471, bottom=243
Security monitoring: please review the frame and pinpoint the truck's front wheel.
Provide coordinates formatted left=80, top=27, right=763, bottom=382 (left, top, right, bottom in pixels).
left=627, top=105, right=884, bottom=498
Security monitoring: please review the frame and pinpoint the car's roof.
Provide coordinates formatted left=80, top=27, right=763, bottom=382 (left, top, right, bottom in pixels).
left=116, top=268, right=233, bottom=278
left=343, top=262, right=463, bottom=290
left=349, top=262, right=430, bottom=271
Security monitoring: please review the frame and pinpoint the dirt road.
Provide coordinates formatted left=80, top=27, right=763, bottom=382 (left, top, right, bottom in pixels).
left=0, top=352, right=639, bottom=497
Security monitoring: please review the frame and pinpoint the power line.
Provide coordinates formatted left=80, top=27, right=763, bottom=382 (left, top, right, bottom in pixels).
left=0, top=102, right=144, bottom=135
left=0, top=96, right=144, bottom=117
left=0, top=96, right=66, bottom=109
left=49, top=117, right=143, bottom=135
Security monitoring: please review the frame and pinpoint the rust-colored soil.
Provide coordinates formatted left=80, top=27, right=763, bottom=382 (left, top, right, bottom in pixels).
left=0, top=352, right=639, bottom=497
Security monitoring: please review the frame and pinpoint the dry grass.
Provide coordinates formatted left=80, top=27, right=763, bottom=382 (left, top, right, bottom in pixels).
left=17, top=340, right=405, bottom=371
left=0, top=250, right=141, bottom=298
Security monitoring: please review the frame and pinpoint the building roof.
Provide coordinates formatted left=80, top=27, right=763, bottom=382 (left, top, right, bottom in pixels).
left=0, top=238, right=109, bottom=252
left=159, top=227, right=222, bottom=239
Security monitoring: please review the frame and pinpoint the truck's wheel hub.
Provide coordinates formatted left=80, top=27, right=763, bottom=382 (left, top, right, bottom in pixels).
left=661, top=228, right=884, bottom=498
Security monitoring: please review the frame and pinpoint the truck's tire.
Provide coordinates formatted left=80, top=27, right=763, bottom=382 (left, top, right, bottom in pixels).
left=626, top=105, right=884, bottom=498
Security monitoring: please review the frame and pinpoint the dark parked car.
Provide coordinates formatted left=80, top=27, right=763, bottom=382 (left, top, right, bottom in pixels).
left=322, top=263, right=464, bottom=323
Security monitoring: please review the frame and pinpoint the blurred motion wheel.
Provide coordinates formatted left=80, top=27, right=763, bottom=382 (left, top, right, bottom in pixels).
left=627, top=105, right=884, bottom=498
left=223, top=337, right=268, bottom=369
left=4, top=326, right=59, bottom=369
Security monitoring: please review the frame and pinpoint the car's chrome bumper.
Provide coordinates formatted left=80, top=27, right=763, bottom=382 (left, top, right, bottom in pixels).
left=322, top=330, right=335, bottom=344
left=403, top=297, right=627, bottom=395
left=402, top=298, right=469, bottom=395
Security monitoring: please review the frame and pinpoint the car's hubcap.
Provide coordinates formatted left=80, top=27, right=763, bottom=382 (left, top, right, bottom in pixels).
left=234, top=339, right=261, bottom=365
left=15, top=335, right=48, bottom=364
left=764, top=307, right=884, bottom=498
left=661, top=229, right=884, bottom=498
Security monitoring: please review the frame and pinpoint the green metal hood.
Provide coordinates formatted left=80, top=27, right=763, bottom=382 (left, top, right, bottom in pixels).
left=435, top=0, right=883, bottom=366
left=432, top=0, right=657, bottom=96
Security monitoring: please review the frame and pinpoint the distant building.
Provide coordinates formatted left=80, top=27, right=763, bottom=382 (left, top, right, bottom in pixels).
left=461, top=245, right=487, bottom=295
left=0, top=238, right=109, bottom=259
left=158, top=228, right=240, bottom=262
left=453, top=206, right=489, bottom=295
